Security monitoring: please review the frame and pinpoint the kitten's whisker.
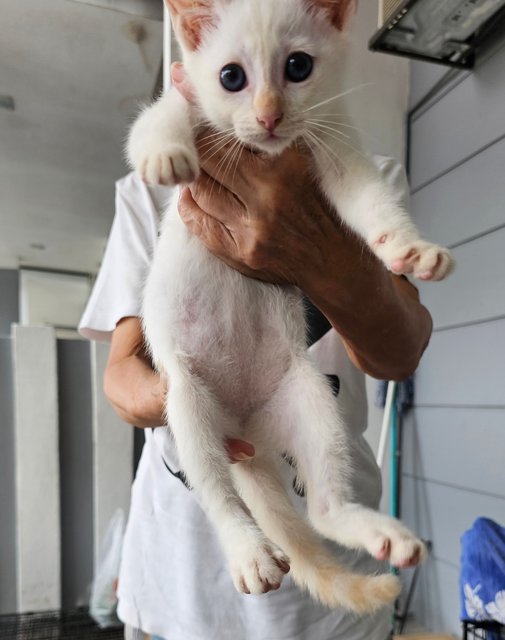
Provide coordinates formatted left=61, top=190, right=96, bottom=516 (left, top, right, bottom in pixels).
left=222, top=139, right=242, bottom=190
left=200, top=135, right=236, bottom=164
left=306, top=120, right=352, bottom=140
left=199, top=135, right=235, bottom=152
left=303, top=83, right=373, bottom=113
left=306, top=126, right=352, bottom=175
left=215, top=138, right=241, bottom=194
left=198, top=126, right=235, bottom=140
left=199, top=131, right=235, bottom=152
left=309, top=119, right=366, bottom=134
left=306, top=112, right=350, bottom=118
left=308, top=124, right=368, bottom=162
left=302, top=130, right=342, bottom=178
left=230, top=141, right=245, bottom=189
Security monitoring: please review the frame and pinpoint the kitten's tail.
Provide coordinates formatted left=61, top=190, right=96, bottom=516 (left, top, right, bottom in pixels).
left=232, top=460, right=400, bottom=614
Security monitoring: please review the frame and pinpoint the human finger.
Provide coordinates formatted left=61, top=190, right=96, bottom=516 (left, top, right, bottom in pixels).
left=195, top=133, right=258, bottom=193
left=189, top=171, right=245, bottom=226
left=178, top=186, right=239, bottom=256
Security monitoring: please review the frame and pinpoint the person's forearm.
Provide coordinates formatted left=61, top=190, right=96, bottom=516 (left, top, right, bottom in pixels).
left=301, top=235, right=433, bottom=381
left=104, top=354, right=166, bottom=428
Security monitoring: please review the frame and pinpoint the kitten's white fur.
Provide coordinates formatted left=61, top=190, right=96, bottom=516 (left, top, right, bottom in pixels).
left=127, top=0, right=450, bottom=613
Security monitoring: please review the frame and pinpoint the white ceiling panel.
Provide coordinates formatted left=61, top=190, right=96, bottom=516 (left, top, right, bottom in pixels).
left=0, top=0, right=163, bottom=273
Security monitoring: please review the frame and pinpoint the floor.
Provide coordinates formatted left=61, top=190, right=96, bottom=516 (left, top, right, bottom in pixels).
left=0, top=609, right=123, bottom=640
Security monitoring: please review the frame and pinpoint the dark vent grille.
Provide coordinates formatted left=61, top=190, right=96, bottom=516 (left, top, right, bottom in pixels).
left=0, top=609, right=123, bottom=640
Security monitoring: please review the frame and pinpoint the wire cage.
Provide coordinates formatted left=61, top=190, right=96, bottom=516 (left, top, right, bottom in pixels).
left=463, top=620, right=505, bottom=640
left=0, top=609, right=124, bottom=640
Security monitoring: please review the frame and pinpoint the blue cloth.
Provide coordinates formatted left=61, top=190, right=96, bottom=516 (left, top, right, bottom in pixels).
left=460, top=518, right=505, bottom=628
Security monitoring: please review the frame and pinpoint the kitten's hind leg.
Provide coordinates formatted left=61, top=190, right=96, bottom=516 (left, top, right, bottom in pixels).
left=314, top=503, right=427, bottom=569
left=231, top=454, right=400, bottom=614
left=269, top=358, right=426, bottom=570
left=166, top=360, right=289, bottom=595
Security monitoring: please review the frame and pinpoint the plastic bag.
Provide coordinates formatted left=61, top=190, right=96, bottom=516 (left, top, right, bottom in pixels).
left=90, top=508, right=125, bottom=628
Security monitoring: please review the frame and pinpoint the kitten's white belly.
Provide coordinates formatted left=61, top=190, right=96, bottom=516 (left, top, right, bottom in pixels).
left=143, top=202, right=306, bottom=419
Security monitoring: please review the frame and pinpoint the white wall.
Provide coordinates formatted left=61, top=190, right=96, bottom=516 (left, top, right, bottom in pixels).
left=405, top=45, right=505, bottom=635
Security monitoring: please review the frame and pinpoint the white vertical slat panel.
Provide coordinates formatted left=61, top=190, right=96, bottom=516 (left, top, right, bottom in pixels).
left=415, top=318, right=505, bottom=407
left=402, top=408, right=505, bottom=496
left=411, top=136, right=505, bottom=248
left=410, top=44, right=505, bottom=190
left=91, top=341, right=133, bottom=570
left=12, top=325, right=61, bottom=612
left=408, top=556, right=461, bottom=637
left=0, top=337, right=17, bottom=614
left=409, top=60, right=456, bottom=110
left=417, top=227, right=505, bottom=330
left=401, top=476, right=505, bottom=569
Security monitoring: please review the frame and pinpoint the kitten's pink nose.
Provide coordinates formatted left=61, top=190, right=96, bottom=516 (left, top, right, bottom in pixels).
left=256, top=113, right=283, bottom=132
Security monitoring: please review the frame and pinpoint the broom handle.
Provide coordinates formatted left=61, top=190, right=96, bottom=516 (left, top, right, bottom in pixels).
left=377, top=381, right=397, bottom=470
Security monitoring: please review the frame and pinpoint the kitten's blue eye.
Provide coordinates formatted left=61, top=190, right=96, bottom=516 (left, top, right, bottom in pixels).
left=220, top=64, right=247, bottom=92
left=285, top=52, right=313, bottom=83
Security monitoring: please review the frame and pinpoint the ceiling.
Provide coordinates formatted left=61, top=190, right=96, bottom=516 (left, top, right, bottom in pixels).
left=0, top=0, right=164, bottom=275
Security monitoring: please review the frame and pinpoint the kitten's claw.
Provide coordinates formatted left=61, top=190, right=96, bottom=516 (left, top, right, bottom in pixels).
left=373, top=234, right=454, bottom=281
left=139, top=145, right=199, bottom=186
left=230, top=543, right=290, bottom=595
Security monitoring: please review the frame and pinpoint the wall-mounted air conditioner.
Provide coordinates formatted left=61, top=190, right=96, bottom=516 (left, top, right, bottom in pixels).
left=370, top=0, right=505, bottom=68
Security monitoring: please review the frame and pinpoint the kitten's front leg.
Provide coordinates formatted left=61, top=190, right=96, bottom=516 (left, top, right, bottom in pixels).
left=127, top=86, right=199, bottom=186
left=318, top=149, right=454, bottom=281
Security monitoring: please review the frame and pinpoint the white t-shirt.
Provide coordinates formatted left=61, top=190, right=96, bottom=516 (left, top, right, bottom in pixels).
left=80, top=161, right=408, bottom=640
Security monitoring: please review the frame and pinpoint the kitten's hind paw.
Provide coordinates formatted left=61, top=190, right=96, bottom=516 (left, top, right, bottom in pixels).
left=371, top=530, right=428, bottom=569
left=139, top=144, right=199, bottom=186
left=374, top=235, right=454, bottom=281
left=230, top=542, right=290, bottom=595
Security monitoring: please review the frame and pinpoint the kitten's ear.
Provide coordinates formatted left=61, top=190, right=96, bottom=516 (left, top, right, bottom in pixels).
left=164, top=0, right=214, bottom=50
left=310, top=0, right=358, bottom=31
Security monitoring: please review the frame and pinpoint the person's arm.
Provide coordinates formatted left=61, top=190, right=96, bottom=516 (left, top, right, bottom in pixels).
left=178, top=144, right=432, bottom=381
left=103, top=316, right=257, bottom=460
left=103, top=316, right=166, bottom=428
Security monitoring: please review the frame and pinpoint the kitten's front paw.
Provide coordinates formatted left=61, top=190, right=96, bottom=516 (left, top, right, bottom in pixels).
left=373, top=234, right=454, bottom=281
left=138, top=144, right=199, bottom=186
left=229, top=542, right=290, bottom=595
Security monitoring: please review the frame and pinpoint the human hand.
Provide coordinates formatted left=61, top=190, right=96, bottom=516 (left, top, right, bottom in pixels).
left=180, top=140, right=355, bottom=290
left=171, top=61, right=354, bottom=290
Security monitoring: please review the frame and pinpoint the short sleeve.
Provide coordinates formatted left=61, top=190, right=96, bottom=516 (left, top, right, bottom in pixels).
left=79, top=172, right=174, bottom=342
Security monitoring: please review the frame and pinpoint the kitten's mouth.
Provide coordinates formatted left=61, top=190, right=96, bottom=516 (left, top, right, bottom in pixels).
left=246, top=132, right=293, bottom=155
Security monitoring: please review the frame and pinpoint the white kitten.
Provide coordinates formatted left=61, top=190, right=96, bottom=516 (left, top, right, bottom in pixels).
left=128, top=0, right=448, bottom=614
